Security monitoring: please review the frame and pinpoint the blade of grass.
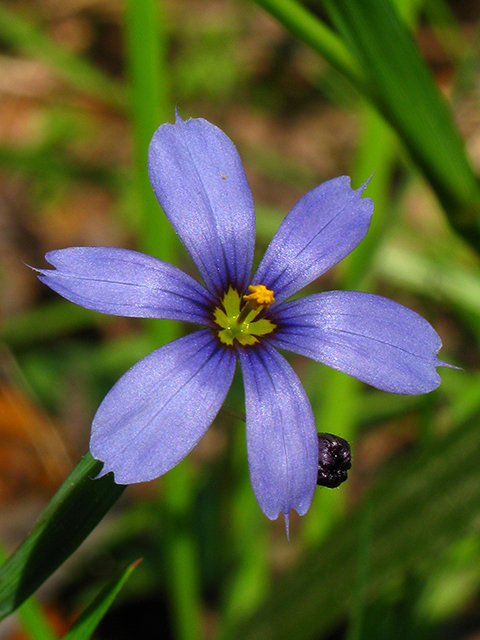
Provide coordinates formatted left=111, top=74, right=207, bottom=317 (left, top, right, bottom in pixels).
left=62, top=560, right=140, bottom=640
left=0, top=546, right=58, bottom=640
left=320, top=0, right=480, bottom=250
left=0, top=453, right=125, bottom=621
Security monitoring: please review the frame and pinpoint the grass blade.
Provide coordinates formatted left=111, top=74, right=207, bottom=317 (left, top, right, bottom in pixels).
left=62, top=560, right=140, bottom=640
left=0, top=453, right=125, bottom=622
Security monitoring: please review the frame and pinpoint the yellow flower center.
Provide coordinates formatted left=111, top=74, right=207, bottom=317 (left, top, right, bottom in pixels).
left=213, top=285, right=276, bottom=346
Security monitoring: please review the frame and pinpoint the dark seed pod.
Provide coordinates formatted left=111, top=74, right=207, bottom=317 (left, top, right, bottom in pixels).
left=317, top=433, right=352, bottom=488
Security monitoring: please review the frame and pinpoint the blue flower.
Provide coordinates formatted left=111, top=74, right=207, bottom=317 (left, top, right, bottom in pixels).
left=36, top=113, right=448, bottom=524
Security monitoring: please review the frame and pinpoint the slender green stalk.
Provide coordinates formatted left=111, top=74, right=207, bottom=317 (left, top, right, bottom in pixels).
left=303, top=101, right=397, bottom=547
left=125, top=0, right=177, bottom=262
left=345, top=504, right=373, bottom=640
left=215, top=418, right=269, bottom=638
left=339, top=103, right=398, bottom=291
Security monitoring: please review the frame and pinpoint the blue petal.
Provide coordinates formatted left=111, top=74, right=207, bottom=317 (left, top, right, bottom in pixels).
left=271, top=291, right=447, bottom=394
left=238, top=342, right=318, bottom=523
left=91, top=330, right=236, bottom=483
left=36, top=247, right=214, bottom=325
left=148, top=113, right=256, bottom=296
left=253, top=176, right=374, bottom=305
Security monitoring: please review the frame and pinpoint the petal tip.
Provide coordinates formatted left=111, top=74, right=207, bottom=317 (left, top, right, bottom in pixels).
left=174, top=104, right=184, bottom=124
left=437, top=358, right=462, bottom=371
left=284, top=511, right=290, bottom=541
left=23, top=260, right=41, bottom=275
left=357, top=171, right=376, bottom=194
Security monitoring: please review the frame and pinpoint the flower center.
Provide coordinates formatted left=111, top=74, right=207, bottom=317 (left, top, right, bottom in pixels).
left=213, top=285, right=276, bottom=346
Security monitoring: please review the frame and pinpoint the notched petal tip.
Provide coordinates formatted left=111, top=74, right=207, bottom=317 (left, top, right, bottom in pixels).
left=253, top=174, right=375, bottom=304
left=33, top=251, right=64, bottom=282
left=90, top=456, right=135, bottom=485
left=355, top=174, right=375, bottom=216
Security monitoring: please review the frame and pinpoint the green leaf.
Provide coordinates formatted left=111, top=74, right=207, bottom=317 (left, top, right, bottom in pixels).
left=0, top=548, right=60, bottom=640
left=62, top=560, right=140, bottom=640
left=0, top=453, right=126, bottom=622
left=320, top=0, right=480, bottom=249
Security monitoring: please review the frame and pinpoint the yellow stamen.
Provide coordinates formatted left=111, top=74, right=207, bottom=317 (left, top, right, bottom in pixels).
left=243, top=284, right=275, bottom=309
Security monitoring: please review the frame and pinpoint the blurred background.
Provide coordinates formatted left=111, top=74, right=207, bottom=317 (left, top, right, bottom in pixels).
left=1, top=0, right=480, bottom=638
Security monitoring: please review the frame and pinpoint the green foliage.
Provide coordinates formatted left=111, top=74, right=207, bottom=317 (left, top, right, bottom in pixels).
left=0, top=454, right=125, bottom=621
left=1, top=0, right=480, bottom=638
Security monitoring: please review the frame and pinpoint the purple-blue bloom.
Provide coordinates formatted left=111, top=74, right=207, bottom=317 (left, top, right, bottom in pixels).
left=36, top=113, right=449, bottom=524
